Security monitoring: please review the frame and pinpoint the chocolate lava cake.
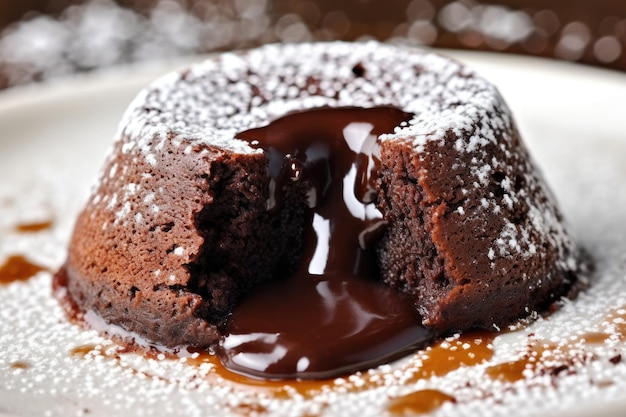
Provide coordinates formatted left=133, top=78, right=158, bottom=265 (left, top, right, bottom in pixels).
left=55, top=41, right=585, bottom=350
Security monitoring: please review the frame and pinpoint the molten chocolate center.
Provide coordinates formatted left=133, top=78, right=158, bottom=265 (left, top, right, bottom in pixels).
left=217, top=107, right=434, bottom=380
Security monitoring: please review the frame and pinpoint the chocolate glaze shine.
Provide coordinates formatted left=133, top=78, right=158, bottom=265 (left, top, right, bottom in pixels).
left=219, top=107, right=434, bottom=380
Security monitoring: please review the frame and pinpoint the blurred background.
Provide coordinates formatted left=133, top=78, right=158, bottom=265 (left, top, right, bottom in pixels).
left=0, top=0, right=624, bottom=90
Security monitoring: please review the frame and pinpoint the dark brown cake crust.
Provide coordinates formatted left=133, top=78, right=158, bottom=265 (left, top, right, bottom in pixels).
left=376, top=127, right=580, bottom=332
left=64, top=137, right=307, bottom=347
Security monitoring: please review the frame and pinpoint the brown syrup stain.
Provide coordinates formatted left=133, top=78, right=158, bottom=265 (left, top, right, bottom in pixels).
left=184, top=350, right=335, bottom=398
left=486, top=360, right=528, bottom=382
left=15, top=220, right=54, bottom=233
left=486, top=337, right=598, bottom=383
left=230, top=403, right=268, bottom=416
left=70, top=343, right=142, bottom=362
left=405, top=331, right=496, bottom=383
left=69, top=342, right=171, bottom=383
left=485, top=345, right=549, bottom=383
left=580, top=332, right=611, bottom=344
left=0, top=255, right=48, bottom=285
left=484, top=306, right=626, bottom=384
left=10, top=361, right=31, bottom=370
left=102, top=330, right=498, bottom=401
left=387, top=389, right=456, bottom=416
left=70, top=344, right=99, bottom=358
left=185, top=343, right=494, bottom=401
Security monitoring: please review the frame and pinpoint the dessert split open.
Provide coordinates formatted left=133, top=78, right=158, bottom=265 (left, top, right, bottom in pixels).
left=54, top=41, right=586, bottom=380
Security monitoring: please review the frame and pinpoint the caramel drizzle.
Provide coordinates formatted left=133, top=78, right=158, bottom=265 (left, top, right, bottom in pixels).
left=15, top=220, right=54, bottom=233
left=0, top=255, right=47, bottom=285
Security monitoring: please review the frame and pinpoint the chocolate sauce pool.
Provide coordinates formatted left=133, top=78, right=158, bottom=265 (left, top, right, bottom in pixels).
left=218, top=107, right=434, bottom=380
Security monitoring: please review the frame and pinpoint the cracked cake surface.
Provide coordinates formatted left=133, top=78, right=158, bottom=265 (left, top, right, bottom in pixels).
left=57, top=41, right=585, bottom=349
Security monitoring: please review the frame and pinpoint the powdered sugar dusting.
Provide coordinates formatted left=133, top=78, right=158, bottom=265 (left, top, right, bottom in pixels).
left=111, top=43, right=486, bottom=215
left=104, top=41, right=579, bottom=284
left=116, top=41, right=497, bottom=158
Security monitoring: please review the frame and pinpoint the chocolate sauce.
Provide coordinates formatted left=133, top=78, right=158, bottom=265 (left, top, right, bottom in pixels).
left=218, top=107, right=434, bottom=380
left=0, top=255, right=47, bottom=285
left=10, top=361, right=31, bottom=370
left=406, top=331, right=495, bottom=383
left=485, top=331, right=607, bottom=383
left=485, top=342, right=555, bottom=383
left=70, top=344, right=99, bottom=358
left=387, top=389, right=456, bottom=415
left=15, top=220, right=53, bottom=233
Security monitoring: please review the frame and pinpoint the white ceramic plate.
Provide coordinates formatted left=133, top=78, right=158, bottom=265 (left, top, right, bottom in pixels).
left=1, top=50, right=626, bottom=417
